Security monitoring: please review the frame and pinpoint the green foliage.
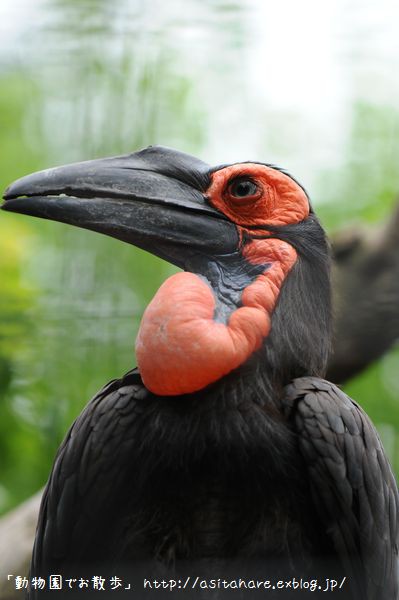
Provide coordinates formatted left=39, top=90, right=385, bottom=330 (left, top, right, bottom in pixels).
left=0, top=73, right=46, bottom=181
left=318, top=102, right=399, bottom=229
left=0, top=72, right=45, bottom=510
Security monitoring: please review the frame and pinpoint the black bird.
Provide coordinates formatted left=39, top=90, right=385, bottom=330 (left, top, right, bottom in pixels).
left=2, top=146, right=398, bottom=599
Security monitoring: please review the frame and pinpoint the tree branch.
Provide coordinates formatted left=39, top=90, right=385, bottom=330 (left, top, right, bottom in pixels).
left=0, top=492, right=41, bottom=599
left=328, top=202, right=399, bottom=382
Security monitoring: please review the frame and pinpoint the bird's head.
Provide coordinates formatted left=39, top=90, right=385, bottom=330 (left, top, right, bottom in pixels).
left=2, top=146, right=331, bottom=396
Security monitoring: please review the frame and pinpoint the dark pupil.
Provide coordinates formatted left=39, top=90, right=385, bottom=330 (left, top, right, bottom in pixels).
left=230, top=179, right=257, bottom=198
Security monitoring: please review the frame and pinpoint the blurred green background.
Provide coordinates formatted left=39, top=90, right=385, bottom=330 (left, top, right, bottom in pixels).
left=0, top=0, right=399, bottom=515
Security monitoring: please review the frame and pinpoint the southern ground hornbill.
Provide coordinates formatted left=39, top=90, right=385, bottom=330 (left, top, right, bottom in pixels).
left=2, top=146, right=398, bottom=599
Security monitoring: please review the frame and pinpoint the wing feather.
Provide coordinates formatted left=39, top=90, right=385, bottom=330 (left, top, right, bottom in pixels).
left=284, top=376, right=399, bottom=600
left=30, top=369, right=147, bottom=587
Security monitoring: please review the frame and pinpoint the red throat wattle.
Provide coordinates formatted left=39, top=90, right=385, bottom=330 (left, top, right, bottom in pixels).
left=135, top=163, right=310, bottom=396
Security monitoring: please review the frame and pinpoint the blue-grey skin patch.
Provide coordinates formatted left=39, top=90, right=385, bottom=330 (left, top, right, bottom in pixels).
left=187, top=253, right=270, bottom=325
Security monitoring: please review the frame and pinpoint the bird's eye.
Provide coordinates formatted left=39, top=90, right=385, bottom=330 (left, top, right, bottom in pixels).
left=228, top=178, right=259, bottom=199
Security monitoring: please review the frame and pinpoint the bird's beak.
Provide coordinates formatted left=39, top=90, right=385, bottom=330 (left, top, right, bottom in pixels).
left=2, top=146, right=238, bottom=269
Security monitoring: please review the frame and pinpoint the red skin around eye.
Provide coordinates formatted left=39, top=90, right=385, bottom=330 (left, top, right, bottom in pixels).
left=207, top=163, right=309, bottom=229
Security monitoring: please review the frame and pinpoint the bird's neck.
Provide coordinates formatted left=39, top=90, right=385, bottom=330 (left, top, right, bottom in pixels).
left=135, top=240, right=297, bottom=396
